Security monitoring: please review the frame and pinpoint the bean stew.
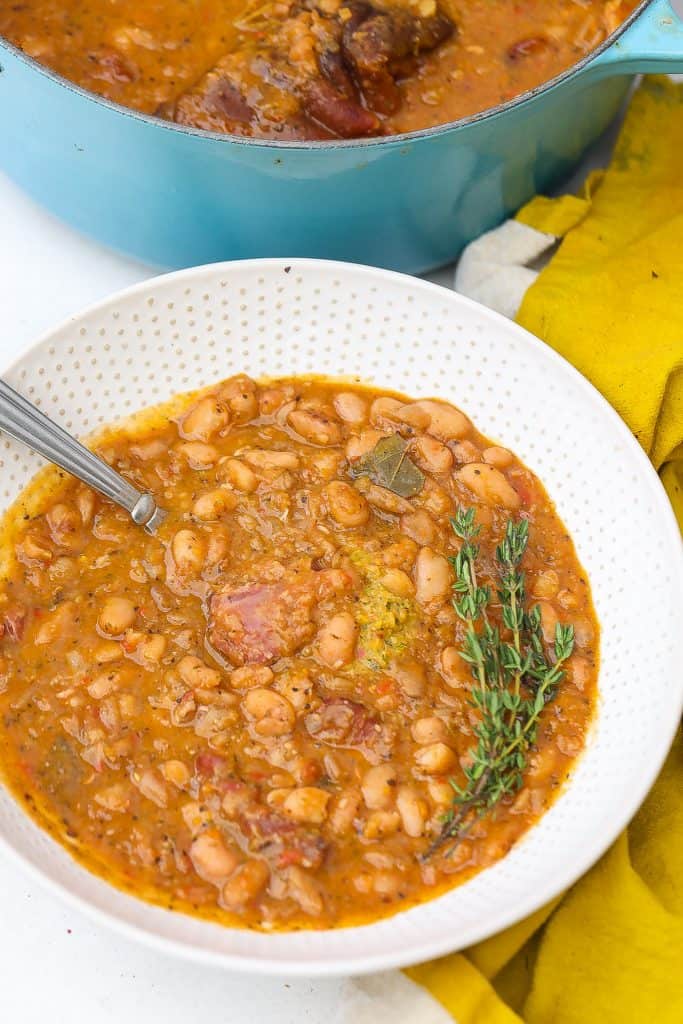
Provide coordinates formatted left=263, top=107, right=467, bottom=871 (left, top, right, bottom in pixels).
left=0, top=1, right=639, bottom=138
left=0, top=376, right=598, bottom=929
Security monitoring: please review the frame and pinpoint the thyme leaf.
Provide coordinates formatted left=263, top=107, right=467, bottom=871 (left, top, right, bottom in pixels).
left=424, top=507, right=575, bottom=859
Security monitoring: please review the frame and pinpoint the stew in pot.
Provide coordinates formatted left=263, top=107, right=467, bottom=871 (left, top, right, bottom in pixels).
left=1, top=1, right=638, bottom=138
left=0, top=375, right=598, bottom=929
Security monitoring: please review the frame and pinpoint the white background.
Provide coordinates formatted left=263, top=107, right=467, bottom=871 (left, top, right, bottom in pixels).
left=0, top=112, right=619, bottom=1021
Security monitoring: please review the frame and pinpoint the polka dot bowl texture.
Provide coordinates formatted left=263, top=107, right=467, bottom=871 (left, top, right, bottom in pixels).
left=0, top=259, right=681, bottom=977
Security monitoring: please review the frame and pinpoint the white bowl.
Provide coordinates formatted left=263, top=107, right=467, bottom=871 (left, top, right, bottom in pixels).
left=0, top=259, right=681, bottom=976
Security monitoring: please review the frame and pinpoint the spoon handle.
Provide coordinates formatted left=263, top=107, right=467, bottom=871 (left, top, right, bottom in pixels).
left=0, top=379, right=165, bottom=533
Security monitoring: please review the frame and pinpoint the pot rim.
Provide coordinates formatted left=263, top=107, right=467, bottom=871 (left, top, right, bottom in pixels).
left=0, top=0, right=651, bottom=150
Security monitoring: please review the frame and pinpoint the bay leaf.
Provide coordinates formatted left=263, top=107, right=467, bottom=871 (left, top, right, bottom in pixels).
left=351, top=434, right=425, bottom=498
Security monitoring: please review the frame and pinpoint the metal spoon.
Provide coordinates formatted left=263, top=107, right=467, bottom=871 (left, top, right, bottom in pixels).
left=0, top=379, right=166, bottom=534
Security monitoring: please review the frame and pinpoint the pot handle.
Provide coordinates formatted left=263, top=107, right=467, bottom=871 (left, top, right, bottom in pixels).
left=590, top=0, right=683, bottom=76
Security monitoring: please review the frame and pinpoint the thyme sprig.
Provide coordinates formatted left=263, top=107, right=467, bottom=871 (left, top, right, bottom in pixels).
left=425, top=507, right=574, bottom=858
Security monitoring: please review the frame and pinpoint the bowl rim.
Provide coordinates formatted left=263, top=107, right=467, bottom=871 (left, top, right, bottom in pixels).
left=0, top=257, right=681, bottom=976
left=0, top=1, right=650, bottom=151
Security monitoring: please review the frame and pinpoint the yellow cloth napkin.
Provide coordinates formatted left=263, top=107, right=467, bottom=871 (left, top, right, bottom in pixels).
left=407, top=75, right=683, bottom=1024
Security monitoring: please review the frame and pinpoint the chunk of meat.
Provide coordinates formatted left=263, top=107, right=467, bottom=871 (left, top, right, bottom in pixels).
left=159, top=0, right=454, bottom=140
left=341, top=2, right=452, bottom=115
left=195, top=751, right=232, bottom=782
left=240, top=805, right=328, bottom=869
left=208, top=573, right=319, bottom=665
left=301, top=77, right=380, bottom=139
left=305, top=697, right=394, bottom=763
left=87, top=46, right=138, bottom=85
left=0, top=604, right=27, bottom=642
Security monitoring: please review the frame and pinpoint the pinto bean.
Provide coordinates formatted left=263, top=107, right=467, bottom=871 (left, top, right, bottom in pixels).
left=47, top=557, right=77, bottom=584
left=345, top=428, right=387, bottom=461
left=221, top=859, right=269, bottom=910
left=533, top=569, right=560, bottom=600
left=216, top=457, right=258, bottom=492
left=382, top=536, right=418, bottom=569
left=457, top=463, right=521, bottom=510
left=266, top=787, right=292, bottom=810
left=259, top=387, right=293, bottom=415
left=288, top=407, right=342, bottom=446
left=414, top=547, right=451, bottom=605
left=361, top=764, right=398, bottom=809
left=221, top=784, right=253, bottom=818
left=573, top=617, right=595, bottom=649
left=440, top=645, right=467, bottom=687
left=286, top=865, right=324, bottom=917
left=46, top=503, right=82, bottom=548
left=95, top=640, right=123, bottom=664
left=390, top=657, right=426, bottom=697
left=537, top=601, right=559, bottom=645
left=181, top=800, right=212, bottom=837
left=557, top=588, right=580, bottom=610
left=328, top=789, right=361, bottom=835
left=452, top=440, right=482, bottom=464
left=283, top=787, right=331, bottom=825
left=401, top=509, right=437, bottom=546
left=372, top=871, right=402, bottom=897
left=190, top=830, right=240, bottom=883
left=176, top=440, right=219, bottom=468
left=411, top=716, right=449, bottom=745
left=412, top=435, right=453, bottom=474
left=219, top=376, right=258, bottom=421
left=130, top=438, right=167, bottom=461
left=427, top=779, right=454, bottom=806
left=192, top=488, right=238, bottom=521
left=317, top=612, right=357, bottom=668
left=171, top=529, right=205, bottom=576
left=242, top=688, right=295, bottom=737
left=35, top=601, right=76, bottom=645
left=483, top=446, right=514, bottom=469
left=324, top=481, right=369, bottom=527
left=414, top=742, right=457, bottom=774
left=415, top=400, right=470, bottom=441
left=243, top=449, right=300, bottom=471
left=393, top=402, right=432, bottom=430
left=333, top=392, right=368, bottom=424
left=364, top=810, right=400, bottom=839
left=171, top=690, right=196, bottom=725
left=527, top=745, right=562, bottom=786
left=135, top=768, right=168, bottom=808
left=177, top=654, right=221, bottom=690
left=138, top=633, right=167, bottom=663
left=98, top=597, right=136, bottom=637
left=396, top=785, right=427, bottom=837
left=87, top=668, right=120, bottom=699
left=379, top=568, right=415, bottom=598
left=229, top=664, right=274, bottom=690
left=181, top=395, right=229, bottom=441
left=568, top=655, right=591, bottom=691
left=369, top=396, right=403, bottom=428
left=75, top=487, right=97, bottom=526
left=20, top=532, right=53, bottom=563
left=204, top=527, right=230, bottom=568
left=365, top=483, right=412, bottom=515
left=311, top=450, right=342, bottom=481
left=161, top=759, right=191, bottom=788
left=94, top=783, right=130, bottom=813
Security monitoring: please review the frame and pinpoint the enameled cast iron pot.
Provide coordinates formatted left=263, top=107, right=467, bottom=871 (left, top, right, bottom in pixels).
left=1, top=0, right=682, bottom=272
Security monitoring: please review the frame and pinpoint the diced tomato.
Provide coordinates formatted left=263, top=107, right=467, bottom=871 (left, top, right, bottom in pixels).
left=277, top=848, right=304, bottom=868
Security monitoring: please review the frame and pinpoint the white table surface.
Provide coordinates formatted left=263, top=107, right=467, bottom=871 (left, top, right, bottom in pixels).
left=0, top=110, right=621, bottom=1021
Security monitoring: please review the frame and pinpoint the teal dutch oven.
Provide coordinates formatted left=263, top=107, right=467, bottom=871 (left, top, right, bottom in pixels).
left=1, top=0, right=682, bottom=272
